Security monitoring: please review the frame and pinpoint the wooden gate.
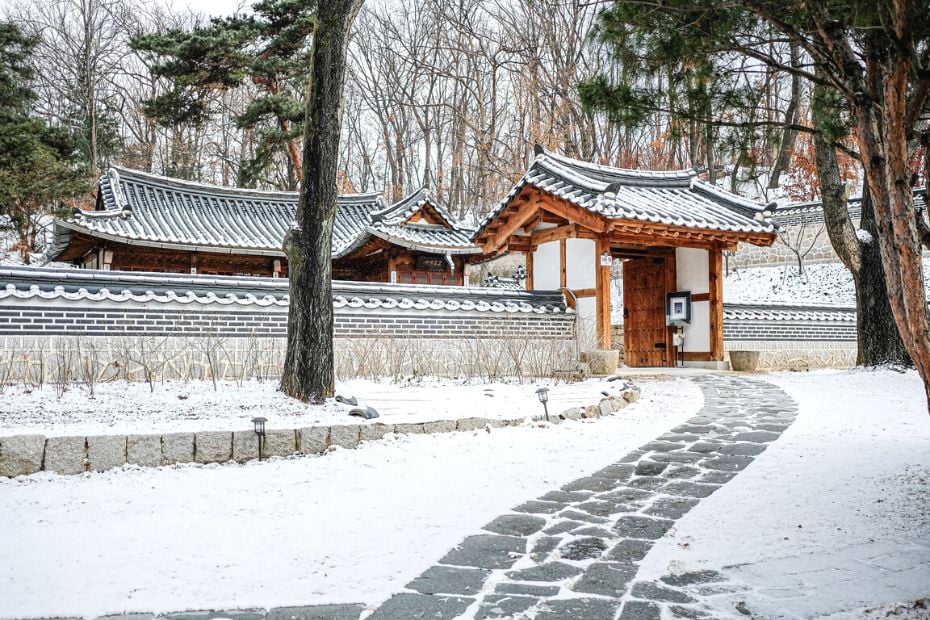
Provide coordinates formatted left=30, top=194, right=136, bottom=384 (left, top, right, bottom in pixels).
left=623, top=257, right=670, bottom=367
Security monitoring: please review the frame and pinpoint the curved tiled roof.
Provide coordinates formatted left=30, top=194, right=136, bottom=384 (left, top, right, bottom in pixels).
left=44, top=169, right=478, bottom=262
left=723, top=303, right=856, bottom=322
left=475, top=146, right=776, bottom=241
left=0, top=266, right=567, bottom=314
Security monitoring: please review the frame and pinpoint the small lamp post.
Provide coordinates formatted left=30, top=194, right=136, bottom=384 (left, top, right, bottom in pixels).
left=252, top=416, right=267, bottom=461
left=535, top=387, right=550, bottom=422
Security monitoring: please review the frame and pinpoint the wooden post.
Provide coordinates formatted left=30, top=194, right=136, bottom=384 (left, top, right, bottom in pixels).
left=709, top=246, right=724, bottom=361
left=559, top=238, right=567, bottom=289
left=664, top=249, right=677, bottom=367
left=595, top=236, right=612, bottom=349
left=525, top=250, right=534, bottom=290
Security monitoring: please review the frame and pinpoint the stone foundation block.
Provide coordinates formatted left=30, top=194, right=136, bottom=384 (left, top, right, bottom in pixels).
left=265, top=429, right=297, bottom=457
left=0, top=434, right=46, bottom=477
left=562, top=407, right=584, bottom=421
left=623, top=389, right=641, bottom=403
left=299, top=427, right=329, bottom=455
left=360, top=424, right=394, bottom=441
left=195, top=431, right=232, bottom=464
left=598, top=400, right=614, bottom=417
left=329, top=425, right=361, bottom=449
left=581, top=406, right=599, bottom=419
left=44, top=436, right=87, bottom=475
left=233, top=431, right=259, bottom=462
left=394, top=423, right=425, bottom=435
left=86, top=435, right=127, bottom=472
left=127, top=435, right=162, bottom=468
left=162, top=433, right=195, bottom=465
left=424, top=420, right=456, bottom=434
left=609, top=397, right=628, bottom=412
left=456, top=417, right=489, bottom=432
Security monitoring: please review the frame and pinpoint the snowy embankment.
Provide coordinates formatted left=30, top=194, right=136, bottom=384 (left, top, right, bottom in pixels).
left=0, top=377, right=633, bottom=437
left=0, top=377, right=701, bottom=619
left=724, top=256, right=930, bottom=307
left=637, top=368, right=930, bottom=618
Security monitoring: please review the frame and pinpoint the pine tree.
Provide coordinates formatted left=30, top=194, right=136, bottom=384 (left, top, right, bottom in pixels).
left=131, top=0, right=316, bottom=189
left=582, top=1, right=923, bottom=375
left=0, top=22, right=87, bottom=263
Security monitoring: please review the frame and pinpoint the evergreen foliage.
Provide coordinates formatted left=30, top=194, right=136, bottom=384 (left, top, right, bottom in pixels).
left=0, top=22, right=87, bottom=262
left=130, top=0, right=317, bottom=188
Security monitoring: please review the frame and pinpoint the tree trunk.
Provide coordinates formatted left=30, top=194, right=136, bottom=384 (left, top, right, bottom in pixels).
left=767, top=43, right=801, bottom=190
left=812, top=83, right=910, bottom=367
left=854, top=54, right=930, bottom=408
left=280, top=0, right=365, bottom=403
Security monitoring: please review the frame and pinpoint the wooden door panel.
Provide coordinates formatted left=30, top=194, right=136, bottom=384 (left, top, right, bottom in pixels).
left=623, top=258, right=669, bottom=367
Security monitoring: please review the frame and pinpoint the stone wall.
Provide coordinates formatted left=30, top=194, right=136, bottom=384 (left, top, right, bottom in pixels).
left=0, top=388, right=641, bottom=478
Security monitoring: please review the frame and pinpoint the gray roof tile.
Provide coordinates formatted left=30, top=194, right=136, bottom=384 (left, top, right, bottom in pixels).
left=45, top=168, right=477, bottom=262
left=475, top=147, right=776, bottom=240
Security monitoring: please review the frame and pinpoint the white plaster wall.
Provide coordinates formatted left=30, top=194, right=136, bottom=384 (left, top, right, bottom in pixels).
left=682, top=301, right=711, bottom=352
left=533, top=241, right=561, bottom=290
left=576, top=296, right=597, bottom=351
left=565, top=238, right=596, bottom=289
left=676, top=248, right=711, bottom=352
left=676, top=248, right=709, bottom=294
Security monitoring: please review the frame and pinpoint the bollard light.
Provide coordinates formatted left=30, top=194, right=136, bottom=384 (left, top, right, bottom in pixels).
left=535, top=387, right=550, bottom=422
left=252, top=416, right=267, bottom=461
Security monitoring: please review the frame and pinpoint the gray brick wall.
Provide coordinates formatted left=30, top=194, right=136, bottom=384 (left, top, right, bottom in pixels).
left=0, top=304, right=576, bottom=341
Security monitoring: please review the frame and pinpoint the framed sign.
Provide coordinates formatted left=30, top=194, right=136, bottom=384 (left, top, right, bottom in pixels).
left=600, top=252, right=613, bottom=267
left=416, top=256, right=447, bottom=272
left=666, top=291, right=692, bottom=325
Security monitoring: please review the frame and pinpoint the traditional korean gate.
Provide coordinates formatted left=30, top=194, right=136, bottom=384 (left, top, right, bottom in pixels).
left=623, top=257, right=670, bottom=367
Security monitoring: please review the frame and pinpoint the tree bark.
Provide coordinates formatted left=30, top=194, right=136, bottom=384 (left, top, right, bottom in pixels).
left=852, top=48, right=930, bottom=407
left=280, top=0, right=365, bottom=403
left=768, top=43, right=801, bottom=190
left=812, top=82, right=910, bottom=366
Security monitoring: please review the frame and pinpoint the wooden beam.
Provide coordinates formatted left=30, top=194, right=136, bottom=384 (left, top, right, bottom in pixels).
left=664, top=249, right=677, bottom=368
left=523, top=211, right=544, bottom=233
left=570, top=287, right=596, bottom=298
left=709, top=246, right=724, bottom=361
left=682, top=352, right=714, bottom=361
left=559, top=238, right=567, bottom=289
left=531, top=224, right=576, bottom=246
left=538, top=195, right=610, bottom=234
left=525, top=249, right=534, bottom=290
left=691, top=292, right=711, bottom=302
left=595, top=236, right=612, bottom=349
left=481, top=193, right=542, bottom=252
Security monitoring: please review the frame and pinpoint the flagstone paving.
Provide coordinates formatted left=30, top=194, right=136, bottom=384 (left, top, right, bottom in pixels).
left=79, top=375, right=801, bottom=620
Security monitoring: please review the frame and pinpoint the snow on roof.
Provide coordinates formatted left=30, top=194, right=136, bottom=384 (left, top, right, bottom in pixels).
left=475, top=146, right=776, bottom=240
left=0, top=266, right=568, bottom=314
left=42, top=169, right=478, bottom=263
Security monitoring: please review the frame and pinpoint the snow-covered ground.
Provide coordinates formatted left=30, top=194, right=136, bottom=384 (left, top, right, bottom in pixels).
left=724, top=257, right=930, bottom=306
left=0, top=376, right=635, bottom=437
left=0, top=377, right=701, bottom=618
left=638, top=368, right=930, bottom=618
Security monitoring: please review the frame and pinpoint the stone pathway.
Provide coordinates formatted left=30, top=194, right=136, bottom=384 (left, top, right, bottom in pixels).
left=65, top=375, right=799, bottom=620
left=368, top=375, right=799, bottom=620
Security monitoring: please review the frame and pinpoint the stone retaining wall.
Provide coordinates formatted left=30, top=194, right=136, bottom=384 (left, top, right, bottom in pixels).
left=0, top=389, right=641, bottom=478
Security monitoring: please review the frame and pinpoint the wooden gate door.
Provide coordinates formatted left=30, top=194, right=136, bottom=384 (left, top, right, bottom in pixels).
left=623, top=257, right=670, bottom=367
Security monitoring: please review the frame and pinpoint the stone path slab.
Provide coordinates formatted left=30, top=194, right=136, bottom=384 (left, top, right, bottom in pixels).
left=364, top=375, right=801, bottom=619
left=61, top=375, right=802, bottom=620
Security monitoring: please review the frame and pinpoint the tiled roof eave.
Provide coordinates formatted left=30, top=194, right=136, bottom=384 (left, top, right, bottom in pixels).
left=366, top=228, right=480, bottom=255
left=57, top=221, right=287, bottom=257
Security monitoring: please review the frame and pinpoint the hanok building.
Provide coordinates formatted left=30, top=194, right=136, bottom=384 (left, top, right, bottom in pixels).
left=474, top=146, right=777, bottom=367
left=42, top=167, right=479, bottom=285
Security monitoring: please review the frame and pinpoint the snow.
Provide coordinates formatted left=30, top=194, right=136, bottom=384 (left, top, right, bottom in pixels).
left=856, top=228, right=874, bottom=245
left=637, top=368, right=930, bottom=618
left=0, top=377, right=636, bottom=437
left=0, top=377, right=702, bottom=618
left=724, top=257, right=930, bottom=307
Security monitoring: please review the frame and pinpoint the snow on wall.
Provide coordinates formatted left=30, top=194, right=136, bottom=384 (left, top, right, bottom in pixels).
left=533, top=241, right=560, bottom=289
left=676, top=248, right=710, bottom=353
left=565, top=239, right=595, bottom=289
